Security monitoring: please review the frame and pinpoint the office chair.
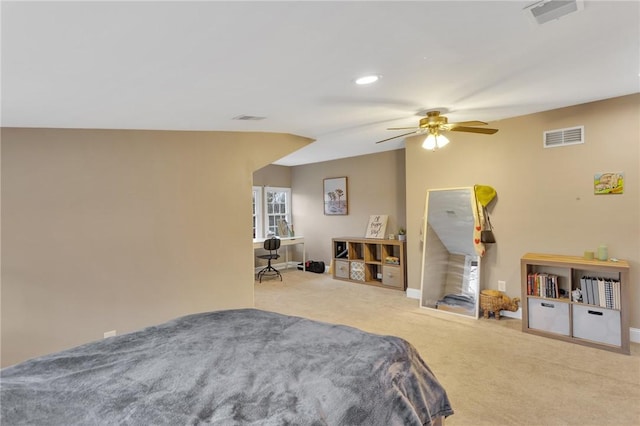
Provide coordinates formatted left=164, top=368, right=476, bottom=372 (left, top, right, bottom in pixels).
left=256, top=237, right=282, bottom=282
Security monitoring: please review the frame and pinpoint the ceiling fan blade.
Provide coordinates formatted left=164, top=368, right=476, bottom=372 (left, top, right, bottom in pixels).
left=375, top=131, right=418, bottom=144
left=449, top=126, right=498, bottom=135
left=386, top=127, right=420, bottom=130
left=447, top=120, right=488, bottom=128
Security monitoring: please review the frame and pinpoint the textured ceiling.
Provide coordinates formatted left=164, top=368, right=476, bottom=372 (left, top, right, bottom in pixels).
left=2, top=1, right=639, bottom=166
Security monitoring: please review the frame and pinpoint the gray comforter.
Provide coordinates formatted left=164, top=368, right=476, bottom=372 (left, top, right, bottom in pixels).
left=1, top=309, right=453, bottom=425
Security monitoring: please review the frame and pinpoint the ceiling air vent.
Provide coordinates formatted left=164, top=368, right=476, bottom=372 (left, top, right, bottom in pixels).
left=543, top=125, right=584, bottom=148
left=524, top=0, right=584, bottom=25
left=232, top=115, right=266, bottom=121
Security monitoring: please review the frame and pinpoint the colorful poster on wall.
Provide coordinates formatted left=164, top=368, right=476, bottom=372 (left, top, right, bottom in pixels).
left=594, top=172, right=624, bottom=195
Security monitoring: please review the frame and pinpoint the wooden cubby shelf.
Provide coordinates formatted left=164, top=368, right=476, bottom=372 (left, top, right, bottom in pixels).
left=521, top=253, right=630, bottom=355
left=332, top=237, right=406, bottom=291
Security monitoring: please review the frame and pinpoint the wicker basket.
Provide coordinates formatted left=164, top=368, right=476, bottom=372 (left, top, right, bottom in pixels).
left=480, top=290, right=505, bottom=320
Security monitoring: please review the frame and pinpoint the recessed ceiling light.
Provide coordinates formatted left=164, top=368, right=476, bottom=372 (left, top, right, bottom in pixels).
left=354, top=75, right=381, bottom=85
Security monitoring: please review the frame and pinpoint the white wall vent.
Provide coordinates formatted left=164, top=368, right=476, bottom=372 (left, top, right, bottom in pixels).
left=232, top=115, right=266, bottom=121
left=524, top=0, right=584, bottom=25
left=543, top=125, right=584, bottom=148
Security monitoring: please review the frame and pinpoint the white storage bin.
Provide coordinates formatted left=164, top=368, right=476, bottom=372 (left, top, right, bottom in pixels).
left=573, top=304, right=621, bottom=346
left=335, top=260, right=349, bottom=279
left=350, top=261, right=365, bottom=282
left=527, top=298, right=570, bottom=336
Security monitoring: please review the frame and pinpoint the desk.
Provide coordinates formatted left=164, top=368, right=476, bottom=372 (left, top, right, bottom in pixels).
left=253, top=236, right=305, bottom=270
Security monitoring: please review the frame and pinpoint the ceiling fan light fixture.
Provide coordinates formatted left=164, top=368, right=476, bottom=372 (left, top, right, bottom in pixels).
left=422, top=135, right=436, bottom=150
left=376, top=110, right=498, bottom=145
left=354, top=75, right=381, bottom=85
left=422, top=133, right=449, bottom=151
left=437, top=134, right=450, bottom=148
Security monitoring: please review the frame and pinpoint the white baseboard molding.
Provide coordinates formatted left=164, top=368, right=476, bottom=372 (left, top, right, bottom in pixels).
left=404, top=291, right=640, bottom=343
left=498, top=308, right=522, bottom=319
left=406, top=288, right=420, bottom=299
left=487, top=310, right=640, bottom=343
left=254, top=261, right=297, bottom=274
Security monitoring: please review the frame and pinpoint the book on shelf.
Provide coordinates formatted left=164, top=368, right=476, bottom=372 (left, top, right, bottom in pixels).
left=580, top=276, right=590, bottom=304
left=605, top=278, right=621, bottom=310
left=584, top=276, right=593, bottom=305
left=604, top=279, right=614, bottom=310
left=597, top=278, right=605, bottom=308
left=526, top=272, right=559, bottom=298
left=592, top=277, right=599, bottom=305
left=578, top=275, right=620, bottom=309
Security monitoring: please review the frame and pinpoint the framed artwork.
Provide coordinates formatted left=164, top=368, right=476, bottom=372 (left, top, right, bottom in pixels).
left=364, top=215, right=388, bottom=239
left=324, top=177, right=348, bottom=215
left=594, top=172, right=624, bottom=195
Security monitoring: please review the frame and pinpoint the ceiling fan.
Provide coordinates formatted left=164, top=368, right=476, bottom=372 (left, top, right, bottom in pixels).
left=375, top=110, right=498, bottom=148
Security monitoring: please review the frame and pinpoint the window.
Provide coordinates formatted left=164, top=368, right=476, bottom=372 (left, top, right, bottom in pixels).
left=252, top=186, right=263, bottom=238
left=265, top=187, right=291, bottom=237
left=253, top=186, right=292, bottom=238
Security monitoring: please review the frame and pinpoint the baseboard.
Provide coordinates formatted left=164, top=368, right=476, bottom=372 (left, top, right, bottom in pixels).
left=405, top=288, right=521, bottom=317
left=404, top=291, right=640, bottom=343
left=406, top=288, right=420, bottom=299
left=499, top=308, right=522, bottom=319
left=254, top=261, right=295, bottom=274
left=505, top=311, right=638, bottom=344
left=486, top=310, right=640, bottom=342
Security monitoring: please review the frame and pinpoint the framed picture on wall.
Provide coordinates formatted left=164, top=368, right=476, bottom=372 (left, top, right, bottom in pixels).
left=364, top=215, right=388, bottom=239
left=594, top=172, right=624, bottom=194
left=324, top=177, right=348, bottom=215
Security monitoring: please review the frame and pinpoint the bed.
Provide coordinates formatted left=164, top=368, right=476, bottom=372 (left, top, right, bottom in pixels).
left=1, top=308, right=453, bottom=425
left=435, top=293, right=477, bottom=316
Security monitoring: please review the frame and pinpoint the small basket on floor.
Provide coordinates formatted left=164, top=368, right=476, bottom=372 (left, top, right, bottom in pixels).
left=480, top=290, right=505, bottom=320
left=480, top=289, right=520, bottom=320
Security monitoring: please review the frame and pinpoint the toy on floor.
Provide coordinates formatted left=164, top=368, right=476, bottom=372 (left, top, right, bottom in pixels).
left=480, top=289, right=520, bottom=320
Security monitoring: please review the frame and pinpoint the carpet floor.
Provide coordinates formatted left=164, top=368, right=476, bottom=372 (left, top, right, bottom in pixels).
left=255, top=269, right=640, bottom=426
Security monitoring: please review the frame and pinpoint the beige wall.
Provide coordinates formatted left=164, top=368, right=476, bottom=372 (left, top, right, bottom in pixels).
left=3, top=94, right=636, bottom=367
left=1, top=128, right=311, bottom=367
left=291, top=150, right=406, bottom=264
left=253, top=164, right=292, bottom=188
left=406, top=93, right=640, bottom=329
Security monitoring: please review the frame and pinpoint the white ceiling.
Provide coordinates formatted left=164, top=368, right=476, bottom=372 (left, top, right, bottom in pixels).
left=2, top=1, right=638, bottom=166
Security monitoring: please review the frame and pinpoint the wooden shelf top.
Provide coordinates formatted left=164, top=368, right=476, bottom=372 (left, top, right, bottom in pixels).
left=332, top=237, right=405, bottom=244
left=521, top=253, right=629, bottom=270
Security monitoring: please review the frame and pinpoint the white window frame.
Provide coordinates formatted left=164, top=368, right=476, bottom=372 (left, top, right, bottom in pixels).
left=262, top=186, right=291, bottom=237
left=252, top=186, right=292, bottom=239
left=252, top=186, right=263, bottom=239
